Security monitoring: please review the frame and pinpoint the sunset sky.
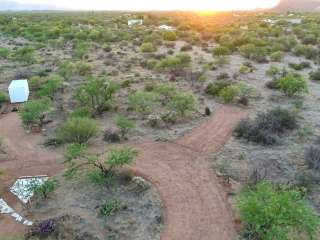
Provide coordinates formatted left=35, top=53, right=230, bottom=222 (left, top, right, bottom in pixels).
left=15, top=0, right=281, bottom=11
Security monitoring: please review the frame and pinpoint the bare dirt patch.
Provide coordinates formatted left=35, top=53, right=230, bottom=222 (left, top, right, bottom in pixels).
left=0, top=105, right=247, bottom=240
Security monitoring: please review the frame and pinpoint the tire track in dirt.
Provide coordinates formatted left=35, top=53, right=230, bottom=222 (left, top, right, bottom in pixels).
left=0, top=105, right=248, bottom=240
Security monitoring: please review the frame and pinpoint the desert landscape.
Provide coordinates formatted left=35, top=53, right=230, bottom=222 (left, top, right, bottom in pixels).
left=0, top=0, right=320, bottom=239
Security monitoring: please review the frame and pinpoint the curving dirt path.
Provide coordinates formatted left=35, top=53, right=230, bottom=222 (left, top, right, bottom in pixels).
left=130, top=106, right=248, bottom=240
left=0, top=105, right=248, bottom=240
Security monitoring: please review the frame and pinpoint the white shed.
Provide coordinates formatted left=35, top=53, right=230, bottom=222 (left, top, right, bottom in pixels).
left=128, top=19, right=143, bottom=27
left=8, top=80, right=29, bottom=103
left=158, top=25, right=176, bottom=31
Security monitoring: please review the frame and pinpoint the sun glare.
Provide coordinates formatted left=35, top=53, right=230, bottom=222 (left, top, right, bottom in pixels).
left=16, top=0, right=280, bottom=11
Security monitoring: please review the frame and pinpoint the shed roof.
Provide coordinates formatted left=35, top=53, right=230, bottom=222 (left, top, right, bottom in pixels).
left=9, top=79, right=28, bottom=89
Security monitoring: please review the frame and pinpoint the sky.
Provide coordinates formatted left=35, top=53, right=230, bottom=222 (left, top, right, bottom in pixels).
left=14, top=0, right=281, bottom=11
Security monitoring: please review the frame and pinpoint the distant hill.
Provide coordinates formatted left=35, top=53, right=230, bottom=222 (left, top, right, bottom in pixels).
left=0, top=1, right=64, bottom=11
left=273, top=0, right=320, bottom=12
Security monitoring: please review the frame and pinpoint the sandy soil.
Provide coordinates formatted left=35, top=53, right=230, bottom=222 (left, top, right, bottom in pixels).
left=0, top=113, right=65, bottom=237
left=0, top=105, right=247, bottom=240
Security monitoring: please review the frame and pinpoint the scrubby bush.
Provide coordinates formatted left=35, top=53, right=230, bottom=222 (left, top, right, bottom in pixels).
left=0, top=90, right=8, bottom=106
left=169, top=92, right=196, bottom=117
left=305, top=146, right=320, bottom=171
left=235, top=108, right=298, bottom=145
left=309, top=69, right=320, bottom=81
left=270, top=51, right=283, bottom=62
left=73, top=41, right=89, bottom=60
left=19, top=99, right=51, bottom=127
left=58, top=61, right=76, bottom=81
left=64, top=143, right=87, bottom=162
left=163, top=31, right=177, bottom=41
left=75, top=77, right=118, bottom=114
left=277, top=73, right=308, bottom=97
left=155, top=53, right=191, bottom=74
left=239, top=65, right=251, bottom=74
left=74, top=61, right=92, bottom=76
left=212, top=46, right=230, bottom=56
left=36, top=75, right=63, bottom=99
left=237, top=181, right=319, bottom=240
left=154, top=84, right=177, bottom=101
left=0, top=47, right=10, bottom=59
left=58, top=117, right=99, bottom=144
left=115, top=116, right=135, bottom=139
left=293, top=44, right=317, bottom=59
left=140, top=42, right=157, bottom=53
left=14, top=46, right=36, bottom=64
left=289, top=61, right=311, bottom=71
left=205, top=81, right=231, bottom=97
left=100, top=199, right=125, bottom=217
left=219, top=85, right=241, bottom=103
left=33, top=179, right=58, bottom=199
left=128, top=91, right=158, bottom=114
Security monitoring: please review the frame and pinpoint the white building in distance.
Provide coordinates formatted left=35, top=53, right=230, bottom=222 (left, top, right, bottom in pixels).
left=128, top=19, right=143, bottom=27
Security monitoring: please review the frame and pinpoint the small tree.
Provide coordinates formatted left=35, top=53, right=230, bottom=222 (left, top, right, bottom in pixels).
left=75, top=77, right=118, bottom=114
left=19, top=99, right=51, bottom=127
left=237, top=182, right=320, bottom=240
left=115, top=116, right=135, bottom=139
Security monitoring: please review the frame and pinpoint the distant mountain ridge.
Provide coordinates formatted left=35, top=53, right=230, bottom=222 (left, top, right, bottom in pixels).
left=273, top=0, right=320, bottom=12
left=0, top=1, right=65, bottom=11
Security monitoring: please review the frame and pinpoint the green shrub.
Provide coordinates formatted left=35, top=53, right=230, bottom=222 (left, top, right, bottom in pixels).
left=36, top=75, right=63, bottom=99
left=235, top=108, right=298, bottom=145
left=239, top=44, right=256, bottom=58
left=163, top=31, right=177, bottom=41
left=278, top=73, right=308, bottom=97
left=19, top=99, right=51, bottom=127
left=106, top=147, right=138, bottom=173
left=115, top=116, right=135, bottom=138
left=293, top=44, right=317, bottom=59
left=205, top=81, right=231, bottom=97
left=14, top=46, right=36, bottom=64
left=0, top=90, right=8, bottom=106
left=58, top=61, right=76, bottom=81
left=154, top=84, right=177, bottom=101
left=0, top=47, right=11, bottom=59
left=33, top=179, right=58, bottom=199
left=270, top=51, right=283, bottom=62
left=237, top=182, right=319, bottom=240
left=289, top=61, right=311, bottom=71
left=58, top=117, right=99, bottom=144
left=73, top=41, right=89, bottom=60
left=212, top=46, right=230, bottom=56
left=64, top=143, right=87, bottom=162
left=213, top=56, right=230, bottom=67
left=309, top=69, right=320, bottom=81
left=74, top=61, right=92, bottom=76
left=169, top=92, right=196, bottom=117
left=219, top=85, right=241, bottom=103
left=100, top=199, right=125, bottom=217
left=70, top=107, right=92, bottom=118
left=140, top=42, right=157, bottom=53
left=128, top=91, right=158, bottom=114
left=239, top=65, right=251, bottom=74
left=75, top=77, right=118, bottom=114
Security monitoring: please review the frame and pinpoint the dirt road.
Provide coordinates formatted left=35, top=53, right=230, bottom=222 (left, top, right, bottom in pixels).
left=0, top=105, right=248, bottom=239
